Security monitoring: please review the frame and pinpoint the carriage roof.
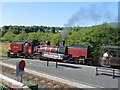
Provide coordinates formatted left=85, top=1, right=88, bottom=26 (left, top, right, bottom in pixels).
left=101, top=46, right=120, bottom=50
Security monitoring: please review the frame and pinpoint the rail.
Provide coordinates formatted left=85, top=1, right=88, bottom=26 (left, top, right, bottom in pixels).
left=95, top=67, right=120, bottom=79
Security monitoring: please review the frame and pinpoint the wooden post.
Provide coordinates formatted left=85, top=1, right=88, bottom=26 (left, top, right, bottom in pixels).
left=56, top=59, right=58, bottom=68
left=113, top=70, right=115, bottom=79
left=96, top=68, right=98, bottom=76
left=47, top=59, right=49, bottom=66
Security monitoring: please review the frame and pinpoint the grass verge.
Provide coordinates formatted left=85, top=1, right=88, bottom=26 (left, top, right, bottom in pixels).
left=0, top=42, right=9, bottom=56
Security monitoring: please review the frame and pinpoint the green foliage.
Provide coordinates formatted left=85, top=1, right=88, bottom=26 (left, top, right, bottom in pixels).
left=28, top=32, right=38, bottom=40
left=51, top=33, right=62, bottom=45
left=51, top=27, right=55, bottom=33
left=14, top=31, right=28, bottom=41
left=1, top=31, right=16, bottom=42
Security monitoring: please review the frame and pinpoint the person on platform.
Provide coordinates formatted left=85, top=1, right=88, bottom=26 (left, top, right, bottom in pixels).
left=102, top=51, right=109, bottom=64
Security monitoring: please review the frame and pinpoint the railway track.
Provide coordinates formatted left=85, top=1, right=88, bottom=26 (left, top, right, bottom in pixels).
left=1, top=64, right=75, bottom=89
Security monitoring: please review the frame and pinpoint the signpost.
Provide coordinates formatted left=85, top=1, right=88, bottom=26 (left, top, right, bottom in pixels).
left=16, top=60, right=26, bottom=82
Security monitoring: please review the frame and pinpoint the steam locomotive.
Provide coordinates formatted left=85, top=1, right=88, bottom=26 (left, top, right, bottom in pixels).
left=7, top=40, right=92, bottom=65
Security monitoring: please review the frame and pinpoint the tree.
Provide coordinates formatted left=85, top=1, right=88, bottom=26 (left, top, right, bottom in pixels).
left=14, top=31, right=28, bottom=41
left=1, top=31, right=16, bottom=42
left=51, top=27, right=55, bottom=33
left=28, top=32, right=38, bottom=40
left=40, top=25, right=44, bottom=32
left=51, top=33, right=62, bottom=45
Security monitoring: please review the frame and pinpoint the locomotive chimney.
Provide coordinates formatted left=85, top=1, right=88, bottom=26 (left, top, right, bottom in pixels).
left=62, top=40, right=65, bottom=46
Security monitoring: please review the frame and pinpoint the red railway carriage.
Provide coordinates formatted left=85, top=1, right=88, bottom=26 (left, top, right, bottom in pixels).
left=68, top=45, right=88, bottom=58
left=66, top=45, right=92, bottom=64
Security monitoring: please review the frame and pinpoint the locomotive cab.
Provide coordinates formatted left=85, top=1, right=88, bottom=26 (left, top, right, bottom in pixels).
left=23, top=40, right=40, bottom=58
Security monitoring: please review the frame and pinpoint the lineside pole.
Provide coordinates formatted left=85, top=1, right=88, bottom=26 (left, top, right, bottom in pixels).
left=96, top=68, right=98, bottom=76
left=56, top=59, right=58, bottom=68
left=112, top=70, right=115, bottom=79
left=47, top=59, right=49, bottom=66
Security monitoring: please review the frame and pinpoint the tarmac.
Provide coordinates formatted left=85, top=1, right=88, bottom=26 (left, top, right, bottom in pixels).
left=0, top=62, right=97, bottom=88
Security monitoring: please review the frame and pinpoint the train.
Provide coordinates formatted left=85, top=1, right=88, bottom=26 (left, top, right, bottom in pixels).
left=7, top=40, right=93, bottom=65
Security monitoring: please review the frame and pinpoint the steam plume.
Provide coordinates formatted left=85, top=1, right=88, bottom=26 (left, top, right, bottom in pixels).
left=62, top=3, right=116, bottom=41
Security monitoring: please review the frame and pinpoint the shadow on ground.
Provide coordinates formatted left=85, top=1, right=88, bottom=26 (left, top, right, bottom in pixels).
left=58, top=64, right=81, bottom=69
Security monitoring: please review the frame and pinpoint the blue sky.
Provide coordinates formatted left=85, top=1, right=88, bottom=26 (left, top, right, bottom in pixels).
left=1, top=2, right=118, bottom=27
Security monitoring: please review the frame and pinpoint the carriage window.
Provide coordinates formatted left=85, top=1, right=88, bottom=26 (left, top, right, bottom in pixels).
left=109, top=50, right=120, bottom=58
left=117, top=50, right=120, bottom=57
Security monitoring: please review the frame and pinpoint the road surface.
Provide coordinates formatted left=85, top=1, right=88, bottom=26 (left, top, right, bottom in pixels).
left=1, top=57, right=119, bottom=88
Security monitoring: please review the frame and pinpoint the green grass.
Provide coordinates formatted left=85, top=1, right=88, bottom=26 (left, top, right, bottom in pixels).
left=0, top=42, right=9, bottom=56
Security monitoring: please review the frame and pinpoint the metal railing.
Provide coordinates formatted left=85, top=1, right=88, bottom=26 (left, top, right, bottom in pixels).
left=95, top=67, right=120, bottom=79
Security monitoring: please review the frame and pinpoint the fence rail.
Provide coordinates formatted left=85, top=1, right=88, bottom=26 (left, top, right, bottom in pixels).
left=95, top=67, right=120, bottom=79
